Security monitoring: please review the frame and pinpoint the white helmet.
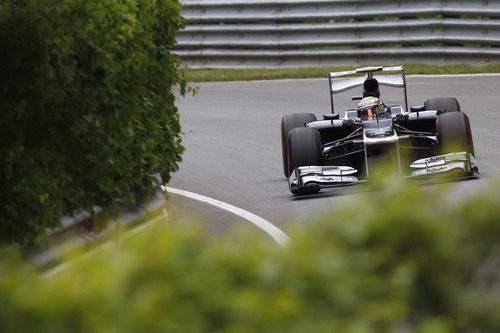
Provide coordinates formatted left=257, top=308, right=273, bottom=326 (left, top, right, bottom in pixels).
left=358, top=96, right=382, bottom=119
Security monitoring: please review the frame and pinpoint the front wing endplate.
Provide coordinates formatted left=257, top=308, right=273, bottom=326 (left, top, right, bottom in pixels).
left=410, top=152, right=478, bottom=178
left=289, top=166, right=359, bottom=193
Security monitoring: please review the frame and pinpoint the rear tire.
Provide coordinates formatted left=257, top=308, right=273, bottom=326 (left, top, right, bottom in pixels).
left=437, top=111, right=474, bottom=156
left=281, top=113, right=317, bottom=177
left=424, top=97, right=460, bottom=113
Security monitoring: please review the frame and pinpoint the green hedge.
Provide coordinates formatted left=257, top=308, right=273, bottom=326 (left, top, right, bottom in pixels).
left=0, top=0, right=186, bottom=244
left=1, top=177, right=499, bottom=332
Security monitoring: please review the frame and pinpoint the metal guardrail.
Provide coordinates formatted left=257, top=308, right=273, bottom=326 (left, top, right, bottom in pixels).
left=175, top=0, right=500, bottom=68
left=28, top=187, right=168, bottom=269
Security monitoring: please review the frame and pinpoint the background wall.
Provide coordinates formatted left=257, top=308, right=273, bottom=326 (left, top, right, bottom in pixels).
left=175, top=0, right=500, bottom=68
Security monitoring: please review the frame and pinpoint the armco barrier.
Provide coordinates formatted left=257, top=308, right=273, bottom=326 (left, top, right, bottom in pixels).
left=29, top=187, right=167, bottom=269
left=175, top=0, right=500, bottom=68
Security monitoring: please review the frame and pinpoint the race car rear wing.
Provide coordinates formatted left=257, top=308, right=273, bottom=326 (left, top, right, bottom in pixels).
left=328, top=65, right=408, bottom=115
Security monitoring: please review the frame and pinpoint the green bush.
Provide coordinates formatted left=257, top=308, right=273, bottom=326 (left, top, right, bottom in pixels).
left=0, top=0, right=186, bottom=244
left=0, top=177, right=499, bottom=332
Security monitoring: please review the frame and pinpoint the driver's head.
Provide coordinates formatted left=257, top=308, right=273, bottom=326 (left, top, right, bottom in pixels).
left=358, top=96, right=382, bottom=120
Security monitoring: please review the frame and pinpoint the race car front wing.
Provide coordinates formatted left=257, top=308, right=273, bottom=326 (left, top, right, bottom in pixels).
left=289, top=152, right=478, bottom=194
left=409, top=152, right=479, bottom=178
left=289, top=166, right=359, bottom=193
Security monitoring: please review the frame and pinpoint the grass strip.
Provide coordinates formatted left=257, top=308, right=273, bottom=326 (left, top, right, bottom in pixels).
left=184, top=63, right=500, bottom=82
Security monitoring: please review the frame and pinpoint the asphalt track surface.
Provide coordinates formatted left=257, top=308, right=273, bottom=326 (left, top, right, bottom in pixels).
left=167, top=75, right=500, bottom=237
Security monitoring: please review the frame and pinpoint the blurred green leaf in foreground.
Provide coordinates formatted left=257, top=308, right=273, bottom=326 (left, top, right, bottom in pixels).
left=1, top=175, right=499, bottom=332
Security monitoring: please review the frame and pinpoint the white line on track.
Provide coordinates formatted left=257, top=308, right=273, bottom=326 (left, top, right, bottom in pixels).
left=162, top=185, right=290, bottom=246
left=44, top=186, right=289, bottom=278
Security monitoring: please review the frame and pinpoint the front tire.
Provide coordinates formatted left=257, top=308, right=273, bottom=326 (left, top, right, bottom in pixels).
left=437, top=111, right=474, bottom=156
left=287, top=127, right=322, bottom=194
left=281, top=113, right=317, bottom=177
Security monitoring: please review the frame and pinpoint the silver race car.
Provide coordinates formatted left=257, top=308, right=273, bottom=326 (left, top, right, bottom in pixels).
left=280, top=66, right=478, bottom=195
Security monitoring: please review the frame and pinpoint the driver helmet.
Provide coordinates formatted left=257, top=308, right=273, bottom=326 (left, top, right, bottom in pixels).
left=358, top=96, right=382, bottom=119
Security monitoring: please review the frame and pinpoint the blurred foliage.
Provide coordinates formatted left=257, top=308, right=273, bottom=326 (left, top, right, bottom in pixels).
left=0, top=0, right=187, bottom=244
left=1, top=176, right=499, bottom=332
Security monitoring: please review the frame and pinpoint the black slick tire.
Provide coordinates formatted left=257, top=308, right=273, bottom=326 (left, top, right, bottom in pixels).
left=424, top=97, right=460, bottom=113
left=437, top=111, right=474, bottom=156
left=281, top=113, right=317, bottom=177
left=287, top=127, right=322, bottom=194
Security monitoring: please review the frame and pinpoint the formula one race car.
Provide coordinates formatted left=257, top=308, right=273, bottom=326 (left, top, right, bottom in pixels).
left=281, top=65, right=478, bottom=195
